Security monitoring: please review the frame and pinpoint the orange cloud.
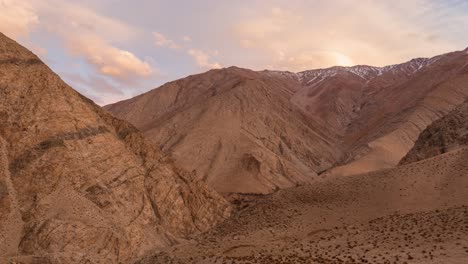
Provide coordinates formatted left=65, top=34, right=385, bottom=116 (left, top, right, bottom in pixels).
left=32, top=1, right=156, bottom=82
left=0, top=0, right=38, bottom=38
left=234, top=2, right=462, bottom=71
left=153, top=31, right=182, bottom=49
left=67, top=34, right=153, bottom=80
left=188, top=49, right=222, bottom=69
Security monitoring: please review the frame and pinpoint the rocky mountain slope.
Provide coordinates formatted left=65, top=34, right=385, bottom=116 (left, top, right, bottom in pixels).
left=400, top=99, right=468, bottom=165
left=106, top=48, right=468, bottom=194
left=106, top=68, right=340, bottom=195
left=0, top=32, right=230, bottom=264
left=138, top=144, right=468, bottom=263
left=137, top=95, right=468, bottom=263
left=283, top=51, right=468, bottom=177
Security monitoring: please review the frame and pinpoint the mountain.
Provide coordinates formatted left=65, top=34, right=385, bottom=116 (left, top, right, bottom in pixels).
left=0, top=33, right=230, bottom=264
left=277, top=52, right=468, bottom=177
left=106, top=68, right=341, bottom=195
left=400, top=99, right=468, bottom=165
left=106, top=48, right=468, bottom=194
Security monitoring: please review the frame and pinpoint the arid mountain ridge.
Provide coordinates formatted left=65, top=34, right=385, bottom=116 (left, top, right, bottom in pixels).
left=106, top=47, right=468, bottom=195
left=0, top=32, right=230, bottom=263
left=137, top=59, right=468, bottom=263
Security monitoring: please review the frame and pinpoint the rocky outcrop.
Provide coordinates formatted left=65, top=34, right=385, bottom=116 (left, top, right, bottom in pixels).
left=400, top=100, right=468, bottom=165
left=0, top=32, right=230, bottom=264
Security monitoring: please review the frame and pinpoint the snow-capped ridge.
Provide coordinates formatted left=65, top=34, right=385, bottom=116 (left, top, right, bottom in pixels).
left=262, top=53, right=448, bottom=87
left=294, top=56, right=440, bottom=86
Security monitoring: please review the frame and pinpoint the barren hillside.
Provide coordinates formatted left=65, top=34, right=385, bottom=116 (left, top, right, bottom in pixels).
left=137, top=146, right=468, bottom=263
left=106, top=68, right=340, bottom=195
left=0, top=33, right=230, bottom=264
left=106, top=49, right=468, bottom=193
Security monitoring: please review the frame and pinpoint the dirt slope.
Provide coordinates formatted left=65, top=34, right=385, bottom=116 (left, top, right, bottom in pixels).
left=138, top=146, right=468, bottom=263
left=0, top=32, right=230, bottom=264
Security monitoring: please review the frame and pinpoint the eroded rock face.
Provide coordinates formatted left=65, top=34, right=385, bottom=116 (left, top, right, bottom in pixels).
left=292, top=52, right=468, bottom=177
left=106, top=68, right=340, bottom=195
left=400, top=100, right=468, bottom=165
left=0, top=32, right=231, bottom=263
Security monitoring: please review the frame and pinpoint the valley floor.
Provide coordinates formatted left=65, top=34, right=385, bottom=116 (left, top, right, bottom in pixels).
left=138, top=148, right=468, bottom=264
left=139, top=206, right=467, bottom=264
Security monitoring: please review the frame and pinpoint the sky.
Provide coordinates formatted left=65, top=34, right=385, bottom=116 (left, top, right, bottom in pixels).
left=1, top=0, right=468, bottom=105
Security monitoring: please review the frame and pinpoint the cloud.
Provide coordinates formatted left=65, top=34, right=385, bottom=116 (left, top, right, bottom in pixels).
left=0, top=0, right=159, bottom=104
left=277, top=51, right=354, bottom=71
left=0, top=0, right=38, bottom=39
left=30, top=1, right=156, bottom=82
left=2, top=0, right=467, bottom=105
left=66, top=34, right=153, bottom=81
left=61, top=72, right=123, bottom=95
left=153, top=31, right=181, bottom=49
left=60, top=71, right=133, bottom=105
left=36, top=1, right=137, bottom=42
left=188, top=49, right=222, bottom=69
left=152, top=31, right=221, bottom=70
left=234, top=1, right=467, bottom=70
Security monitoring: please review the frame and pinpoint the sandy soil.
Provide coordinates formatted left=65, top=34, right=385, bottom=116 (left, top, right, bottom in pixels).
left=138, top=147, right=468, bottom=263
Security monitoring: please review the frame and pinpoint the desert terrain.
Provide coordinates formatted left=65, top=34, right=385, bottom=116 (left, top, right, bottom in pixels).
left=0, top=30, right=467, bottom=264
left=107, top=48, right=468, bottom=195
left=138, top=146, right=468, bottom=263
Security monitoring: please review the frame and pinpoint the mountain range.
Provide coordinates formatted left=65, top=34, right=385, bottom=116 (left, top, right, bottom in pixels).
left=0, top=31, right=467, bottom=263
left=106, top=48, right=468, bottom=195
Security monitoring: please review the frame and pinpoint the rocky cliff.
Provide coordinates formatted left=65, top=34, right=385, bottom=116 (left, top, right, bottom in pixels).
left=400, top=99, right=468, bottom=164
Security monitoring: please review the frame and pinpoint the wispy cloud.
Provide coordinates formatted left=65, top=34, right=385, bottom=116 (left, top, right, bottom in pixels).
left=35, top=1, right=156, bottom=82
left=1, top=0, right=467, bottom=104
left=188, top=49, right=221, bottom=69
left=0, top=0, right=160, bottom=104
left=66, top=34, right=153, bottom=81
left=151, top=31, right=221, bottom=70
left=233, top=1, right=468, bottom=70
left=153, top=31, right=181, bottom=50
left=0, top=0, right=38, bottom=39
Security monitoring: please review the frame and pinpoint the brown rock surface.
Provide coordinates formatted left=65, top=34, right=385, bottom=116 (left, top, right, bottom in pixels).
left=400, top=99, right=468, bottom=164
left=106, top=68, right=340, bottom=195
left=0, top=32, right=230, bottom=263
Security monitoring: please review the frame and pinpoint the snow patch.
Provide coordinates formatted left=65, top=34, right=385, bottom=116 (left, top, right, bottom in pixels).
left=262, top=56, right=437, bottom=87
